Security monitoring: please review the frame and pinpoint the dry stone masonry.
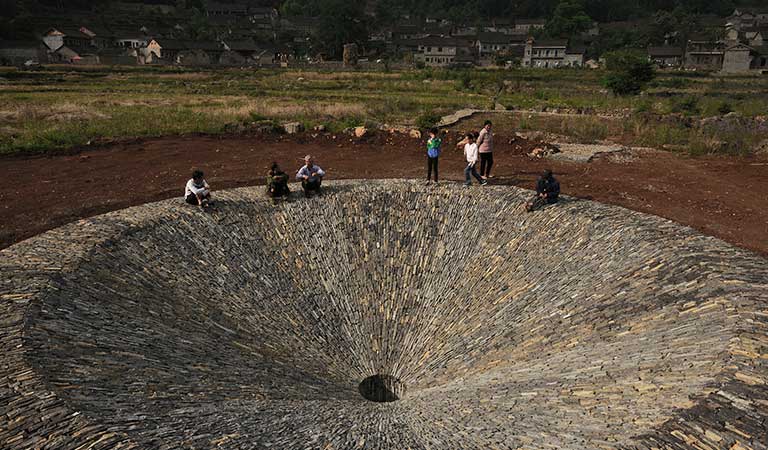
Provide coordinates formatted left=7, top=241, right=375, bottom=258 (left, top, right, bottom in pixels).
left=1, top=180, right=767, bottom=449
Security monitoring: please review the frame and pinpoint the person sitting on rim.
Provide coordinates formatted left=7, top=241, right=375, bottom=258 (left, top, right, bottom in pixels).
left=526, top=169, right=560, bottom=212
left=267, top=162, right=290, bottom=200
left=296, top=155, right=326, bottom=198
left=185, top=169, right=212, bottom=208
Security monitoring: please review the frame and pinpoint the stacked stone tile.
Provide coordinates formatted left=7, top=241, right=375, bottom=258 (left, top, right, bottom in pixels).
left=1, top=180, right=766, bottom=449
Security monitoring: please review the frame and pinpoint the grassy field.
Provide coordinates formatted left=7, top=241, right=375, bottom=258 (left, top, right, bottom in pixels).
left=1, top=65, right=766, bottom=156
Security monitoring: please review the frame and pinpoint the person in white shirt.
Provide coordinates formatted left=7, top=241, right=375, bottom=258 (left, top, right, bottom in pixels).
left=296, top=155, right=326, bottom=198
left=185, top=170, right=212, bottom=207
left=463, top=132, right=487, bottom=187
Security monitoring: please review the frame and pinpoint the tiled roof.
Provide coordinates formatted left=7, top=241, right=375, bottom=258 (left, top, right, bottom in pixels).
left=647, top=46, right=684, bottom=57
left=530, top=39, right=568, bottom=48
left=477, top=32, right=519, bottom=44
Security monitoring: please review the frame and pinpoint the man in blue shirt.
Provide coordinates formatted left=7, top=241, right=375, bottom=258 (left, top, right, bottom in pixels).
left=296, top=155, right=326, bottom=198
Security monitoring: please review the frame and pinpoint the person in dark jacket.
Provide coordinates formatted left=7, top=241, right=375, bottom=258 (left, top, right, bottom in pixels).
left=526, top=169, right=560, bottom=212
left=266, top=162, right=290, bottom=200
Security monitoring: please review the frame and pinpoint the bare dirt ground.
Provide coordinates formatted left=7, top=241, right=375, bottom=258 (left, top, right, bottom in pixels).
left=1, top=130, right=767, bottom=256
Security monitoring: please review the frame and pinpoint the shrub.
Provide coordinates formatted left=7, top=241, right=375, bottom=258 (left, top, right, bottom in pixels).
left=717, top=101, right=734, bottom=115
left=415, top=110, right=441, bottom=129
left=671, top=96, right=700, bottom=115
left=602, top=50, right=656, bottom=96
left=635, top=99, right=653, bottom=113
left=456, top=71, right=472, bottom=90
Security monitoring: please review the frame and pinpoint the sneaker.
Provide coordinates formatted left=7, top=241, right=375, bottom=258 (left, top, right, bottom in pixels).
left=463, top=183, right=471, bottom=188
left=424, top=180, right=431, bottom=185
left=481, top=180, right=488, bottom=186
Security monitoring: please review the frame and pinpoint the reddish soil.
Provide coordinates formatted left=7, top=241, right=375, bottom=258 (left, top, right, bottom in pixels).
left=1, top=130, right=767, bottom=256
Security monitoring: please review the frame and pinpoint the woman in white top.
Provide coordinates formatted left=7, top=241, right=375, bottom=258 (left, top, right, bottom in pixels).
left=463, top=132, right=487, bottom=187
left=185, top=170, right=212, bottom=207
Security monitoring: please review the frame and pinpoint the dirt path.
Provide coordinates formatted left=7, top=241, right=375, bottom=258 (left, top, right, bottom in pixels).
left=1, top=131, right=767, bottom=256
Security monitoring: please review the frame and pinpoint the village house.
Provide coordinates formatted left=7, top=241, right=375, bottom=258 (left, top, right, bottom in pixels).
left=410, top=36, right=475, bottom=67
left=206, top=2, right=249, bottom=16
left=114, top=32, right=149, bottom=50
left=648, top=46, right=684, bottom=68
left=85, top=26, right=114, bottom=49
left=0, top=41, right=46, bottom=66
left=476, top=32, right=526, bottom=65
left=684, top=36, right=725, bottom=71
left=48, top=45, right=80, bottom=64
left=725, top=23, right=767, bottom=46
left=452, top=25, right=479, bottom=36
left=752, top=47, right=768, bottom=71
left=58, top=27, right=97, bottom=51
left=727, top=8, right=768, bottom=29
left=147, top=39, right=224, bottom=65
left=223, top=39, right=258, bottom=58
left=484, top=18, right=515, bottom=35
left=99, top=47, right=139, bottom=66
left=564, top=46, right=586, bottom=67
left=523, top=38, right=584, bottom=68
left=722, top=43, right=753, bottom=73
left=425, top=13, right=451, bottom=26
left=423, top=22, right=454, bottom=37
left=391, top=24, right=428, bottom=41
left=744, top=27, right=767, bottom=46
left=42, top=28, right=65, bottom=51
left=280, top=16, right=321, bottom=37
left=250, top=7, right=279, bottom=21
left=250, top=15, right=276, bottom=32
left=720, top=43, right=768, bottom=73
left=514, top=19, right=546, bottom=34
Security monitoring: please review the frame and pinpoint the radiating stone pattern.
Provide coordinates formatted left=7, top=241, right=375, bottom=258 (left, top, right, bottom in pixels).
left=1, top=180, right=767, bottom=450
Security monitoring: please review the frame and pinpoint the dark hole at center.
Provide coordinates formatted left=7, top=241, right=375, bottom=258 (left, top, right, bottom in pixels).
left=358, top=374, right=405, bottom=403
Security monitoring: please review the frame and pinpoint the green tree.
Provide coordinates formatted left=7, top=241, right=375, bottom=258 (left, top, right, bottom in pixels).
left=545, top=0, right=592, bottom=37
left=602, top=49, right=656, bottom=96
left=188, top=8, right=213, bottom=40
left=314, top=0, right=368, bottom=59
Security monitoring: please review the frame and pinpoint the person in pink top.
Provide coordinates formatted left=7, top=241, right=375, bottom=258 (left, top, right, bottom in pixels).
left=476, top=120, right=494, bottom=179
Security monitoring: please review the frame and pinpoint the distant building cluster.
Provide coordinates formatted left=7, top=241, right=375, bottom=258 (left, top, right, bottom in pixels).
left=0, top=3, right=766, bottom=73
left=0, top=3, right=291, bottom=67
left=648, top=8, right=768, bottom=73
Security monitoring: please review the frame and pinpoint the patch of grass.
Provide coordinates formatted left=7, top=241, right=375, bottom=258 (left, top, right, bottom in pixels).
left=670, top=95, right=701, bottom=116
left=1, top=66, right=768, bottom=155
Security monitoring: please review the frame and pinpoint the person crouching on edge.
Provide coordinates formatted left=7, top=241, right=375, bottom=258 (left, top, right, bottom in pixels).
left=296, top=154, right=326, bottom=198
left=526, top=169, right=560, bottom=212
left=185, top=169, right=212, bottom=208
left=267, top=162, right=290, bottom=200
left=463, top=133, right=487, bottom=187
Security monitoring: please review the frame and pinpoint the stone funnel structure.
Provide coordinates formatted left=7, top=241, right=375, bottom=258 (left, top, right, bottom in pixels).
left=1, top=180, right=766, bottom=449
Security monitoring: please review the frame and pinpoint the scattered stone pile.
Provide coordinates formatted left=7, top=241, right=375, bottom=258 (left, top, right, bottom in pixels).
left=1, top=180, right=766, bottom=449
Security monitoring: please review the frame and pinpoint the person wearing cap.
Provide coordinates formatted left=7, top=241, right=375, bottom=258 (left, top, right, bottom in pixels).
left=526, top=169, right=560, bottom=212
left=296, top=155, right=326, bottom=197
left=185, top=169, right=212, bottom=208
